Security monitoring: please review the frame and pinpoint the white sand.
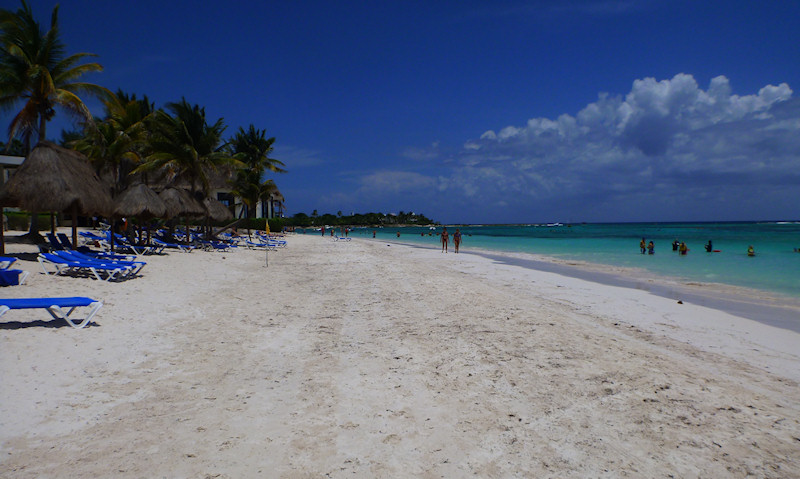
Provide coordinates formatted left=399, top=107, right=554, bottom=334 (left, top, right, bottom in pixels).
left=1, top=231, right=799, bottom=478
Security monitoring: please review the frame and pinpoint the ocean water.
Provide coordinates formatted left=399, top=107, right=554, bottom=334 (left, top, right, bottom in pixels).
left=345, top=222, right=800, bottom=298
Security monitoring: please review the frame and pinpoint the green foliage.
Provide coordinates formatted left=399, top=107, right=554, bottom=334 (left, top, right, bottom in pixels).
left=232, top=217, right=284, bottom=232
left=0, top=138, right=24, bottom=155
left=283, top=211, right=435, bottom=227
left=72, top=89, right=154, bottom=196
left=135, top=98, right=237, bottom=195
left=3, top=211, right=50, bottom=230
left=227, top=125, right=285, bottom=219
left=0, top=0, right=112, bottom=148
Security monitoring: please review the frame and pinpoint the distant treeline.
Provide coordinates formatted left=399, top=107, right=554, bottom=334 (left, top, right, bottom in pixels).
left=283, top=211, right=436, bottom=227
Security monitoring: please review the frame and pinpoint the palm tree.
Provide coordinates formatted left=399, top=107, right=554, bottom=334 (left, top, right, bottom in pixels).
left=73, top=90, right=155, bottom=197
left=229, top=168, right=277, bottom=220
left=0, top=0, right=111, bottom=151
left=228, top=125, right=285, bottom=220
left=135, top=98, right=237, bottom=196
left=0, top=0, right=111, bottom=238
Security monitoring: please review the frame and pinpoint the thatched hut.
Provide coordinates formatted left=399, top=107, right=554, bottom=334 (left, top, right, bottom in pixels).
left=0, top=141, right=113, bottom=250
left=203, top=197, right=233, bottom=222
left=114, top=184, right=168, bottom=246
left=114, top=184, right=167, bottom=219
left=158, top=187, right=204, bottom=219
left=157, top=187, right=205, bottom=244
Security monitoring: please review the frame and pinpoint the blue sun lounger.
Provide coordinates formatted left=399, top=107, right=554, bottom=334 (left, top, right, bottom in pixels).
left=0, top=256, right=17, bottom=269
left=0, top=297, right=102, bottom=329
left=0, top=269, right=29, bottom=286
left=152, top=237, right=194, bottom=252
left=52, top=251, right=146, bottom=275
left=37, top=253, right=133, bottom=281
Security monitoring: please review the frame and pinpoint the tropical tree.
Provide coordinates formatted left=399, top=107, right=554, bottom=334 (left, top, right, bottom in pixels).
left=72, top=90, right=155, bottom=196
left=135, top=98, right=237, bottom=197
left=0, top=0, right=111, bottom=152
left=227, top=125, right=285, bottom=219
left=0, top=138, right=24, bottom=154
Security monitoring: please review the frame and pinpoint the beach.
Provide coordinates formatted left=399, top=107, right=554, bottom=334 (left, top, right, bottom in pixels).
left=2, top=232, right=799, bottom=478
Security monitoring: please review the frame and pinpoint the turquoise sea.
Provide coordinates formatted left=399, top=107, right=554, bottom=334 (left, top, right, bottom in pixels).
left=341, top=222, right=800, bottom=299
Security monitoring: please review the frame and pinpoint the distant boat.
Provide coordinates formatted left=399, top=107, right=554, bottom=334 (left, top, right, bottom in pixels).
left=547, top=223, right=563, bottom=227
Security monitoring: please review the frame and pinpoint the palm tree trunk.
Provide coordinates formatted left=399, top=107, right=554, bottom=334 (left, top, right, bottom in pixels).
left=0, top=208, right=5, bottom=255
left=71, top=205, right=78, bottom=249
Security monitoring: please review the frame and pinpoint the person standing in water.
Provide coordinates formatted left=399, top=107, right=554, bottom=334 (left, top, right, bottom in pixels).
left=647, top=241, right=655, bottom=255
left=453, top=228, right=462, bottom=253
left=747, top=245, right=755, bottom=256
left=640, top=238, right=647, bottom=254
left=441, top=227, right=449, bottom=253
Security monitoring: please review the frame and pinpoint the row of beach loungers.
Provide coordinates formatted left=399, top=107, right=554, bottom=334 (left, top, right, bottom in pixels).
left=2, top=228, right=289, bottom=329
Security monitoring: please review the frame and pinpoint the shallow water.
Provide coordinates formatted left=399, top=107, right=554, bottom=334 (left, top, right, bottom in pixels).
left=338, top=222, right=800, bottom=298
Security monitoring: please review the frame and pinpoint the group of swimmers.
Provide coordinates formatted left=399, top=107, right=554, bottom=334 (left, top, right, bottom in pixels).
left=639, top=238, right=656, bottom=254
left=643, top=238, right=757, bottom=256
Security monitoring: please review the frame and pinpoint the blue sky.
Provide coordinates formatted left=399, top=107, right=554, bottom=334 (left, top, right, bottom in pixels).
left=9, top=0, right=800, bottom=223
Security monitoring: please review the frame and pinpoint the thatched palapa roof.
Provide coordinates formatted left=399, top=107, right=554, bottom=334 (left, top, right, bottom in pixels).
left=0, top=141, right=113, bottom=215
left=203, top=197, right=233, bottom=222
left=158, top=187, right=205, bottom=219
left=114, top=184, right=167, bottom=219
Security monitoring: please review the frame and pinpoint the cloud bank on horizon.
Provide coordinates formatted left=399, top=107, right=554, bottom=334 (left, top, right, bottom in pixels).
left=355, top=74, right=798, bottom=224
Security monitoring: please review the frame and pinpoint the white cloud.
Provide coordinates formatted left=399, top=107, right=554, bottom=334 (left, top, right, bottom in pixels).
left=437, top=73, right=799, bottom=220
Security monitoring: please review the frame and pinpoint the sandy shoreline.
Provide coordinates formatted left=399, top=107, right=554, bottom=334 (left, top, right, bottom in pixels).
left=2, top=232, right=799, bottom=477
left=376, top=237, right=800, bottom=332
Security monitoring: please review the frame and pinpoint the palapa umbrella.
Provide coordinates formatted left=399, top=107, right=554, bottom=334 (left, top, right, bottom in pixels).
left=201, top=197, right=234, bottom=241
left=203, top=197, right=233, bottom=222
left=114, top=184, right=168, bottom=246
left=158, top=187, right=205, bottom=244
left=114, top=183, right=167, bottom=219
left=158, top=187, right=204, bottom=219
left=0, top=141, right=113, bottom=252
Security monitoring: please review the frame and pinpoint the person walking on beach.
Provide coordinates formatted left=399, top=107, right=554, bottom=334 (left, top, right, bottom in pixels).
left=441, top=227, right=449, bottom=253
left=453, top=228, right=462, bottom=253
left=647, top=241, right=655, bottom=255
left=640, top=238, right=646, bottom=254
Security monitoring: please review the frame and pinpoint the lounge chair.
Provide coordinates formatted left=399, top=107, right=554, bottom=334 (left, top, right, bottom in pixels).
left=243, top=240, right=277, bottom=251
left=45, top=232, right=66, bottom=251
left=54, top=233, right=135, bottom=261
left=53, top=250, right=146, bottom=275
left=0, top=297, right=102, bottom=329
left=152, top=237, right=194, bottom=252
left=0, top=269, right=29, bottom=286
left=0, top=256, right=17, bottom=269
left=107, top=232, right=155, bottom=255
left=199, top=240, right=236, bottom=252
left=37, top=253, right=133, bottom=282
